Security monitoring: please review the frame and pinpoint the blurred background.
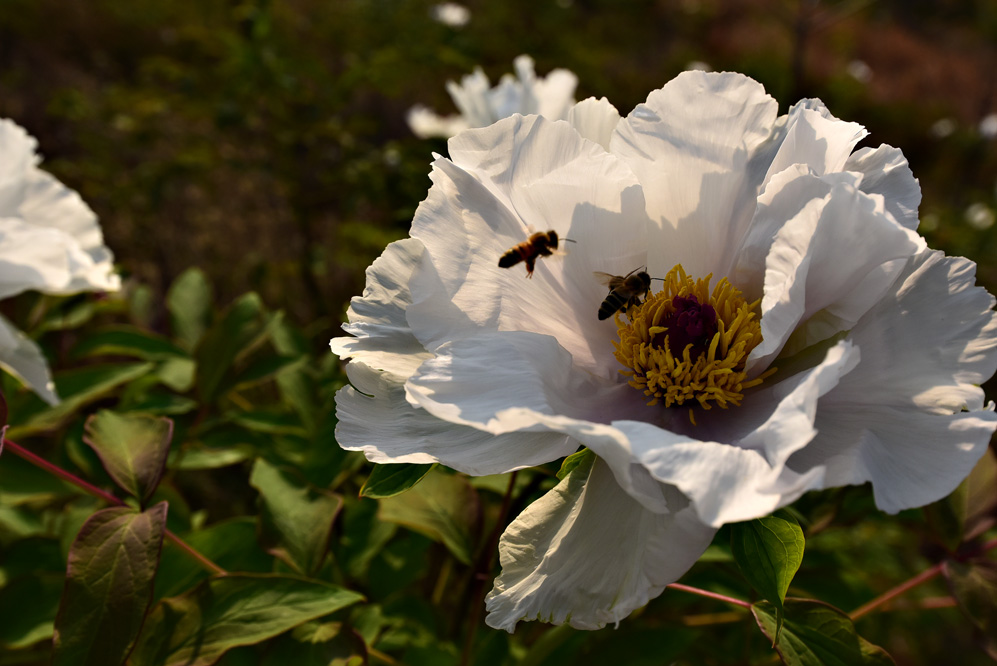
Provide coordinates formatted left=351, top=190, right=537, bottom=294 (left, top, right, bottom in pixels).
left=1, top=0, right=995, bottom=339
left=1, top=1, right=997, bottom=664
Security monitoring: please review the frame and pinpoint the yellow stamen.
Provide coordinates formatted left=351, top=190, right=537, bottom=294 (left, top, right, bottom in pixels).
left=613, top=264, right=771, bottom=418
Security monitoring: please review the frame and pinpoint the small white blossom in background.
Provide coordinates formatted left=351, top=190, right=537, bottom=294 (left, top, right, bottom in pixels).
left=430, top=2, right=470, bottom=28
left=965, top=202, right=995, bottom=230
left=685, top=60, right=712, bottom=72
left=406, top=55, right=578, bottom=139
left=0, top=119, right=119, bottom=404
left=929, top=117, right=957, bottom=139
left=979, top=113, right=997, bottom=140
left=846, top=59, right=873, bottom=83
left=336, top=71, right=997, bottom=631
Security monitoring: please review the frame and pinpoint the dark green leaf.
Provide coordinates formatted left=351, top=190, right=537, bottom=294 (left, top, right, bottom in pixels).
left=250, top=458, right=342, bottom=575
left=130, top=574, right=365, bottom=666
left=751, top=599, right=895, bottom=666
left=167, top=267, right=213, bottom=352
left=0, top=572, right=64, bottom=648
left=378, top=469, right=479, bottom=565
left=731, top=509, right=805, bottom=635
left=52, top=503, right=168, bottom=666
left=360, top=463, right=435, bottom=498
left=195, top=293, right=271, bottom=402
left=943, top=558, right=997, bottom=658
left=154, top=357, right=197, bottom=392
left=72, top=326, right=189, bottom=361
left=338, top=497, right=397, bottom=580
left=556, top=448, right=594, bottom=480
left=154, top=518, right=272, bottom=600
left=260, top=621, right=368, bottom=666
left=218, top=353, right=303, bottom=395
left=7, top=362, right=156, bottom=438
left=231, top=410, right=308, bottom=437
left=83, top=410, right=174, bottom=503
left=169, top=443, right=256, bottom=470
left=124, top=392, right=199, bottom=416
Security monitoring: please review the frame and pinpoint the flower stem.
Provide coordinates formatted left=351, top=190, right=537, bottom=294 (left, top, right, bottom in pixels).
left=3, top=437, right=227, bottom=576
left=667, top=582, right=753, bottom=609
left=850, top=536, right=997, bottom=621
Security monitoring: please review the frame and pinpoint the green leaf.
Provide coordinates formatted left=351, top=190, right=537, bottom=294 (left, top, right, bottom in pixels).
left=83, top=411, right=174, bottom=503
left=154, top=518, right=272, bottom=600
left=0, top=572, right=64, bottom=648
left=260, top=621, right=368, bottom=666
left=231, top=410, right=308, bottom=437
left=7, top=362, right=156, bottom=438
left=751, top=599, right=895, bottom=666
left=72, top=326, right=190, bottom=361
left=556, top=448, right=594, bottom=480
left=124, top=392, right=199, bottom=416
left=195, top=293, right=272, bottom=402
left=167, top=267, right=213, bottom=352
left=731, top=509, right=805, bottom=636
left=250, top=458, right=343, bottom=575
left=169, top=443, right=256, bottom=470
left=378, top=468, right=479, bottom=565
left=360, top=463, right=436, bottom=498
left=943, top=558, right=997, bottom=658
left=52, top=503, right=168, bottom=666
left=130, top=574, right=365, bottom=666
left=217, top=353, right=303, bottom=395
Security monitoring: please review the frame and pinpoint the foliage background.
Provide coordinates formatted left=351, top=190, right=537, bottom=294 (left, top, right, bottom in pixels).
left=0, top=1, right=996, bottom=664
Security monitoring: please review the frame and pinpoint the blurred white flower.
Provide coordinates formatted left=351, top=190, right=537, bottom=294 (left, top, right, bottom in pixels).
left=929, top=118, right=956, bottom=139
left=979, top=113, right=997, bottom=139
left=430, top=2, right=470, bottom=28
left=919, top=212, right=939, bottom=232
left=846, top=59, right=873, bottom=83
left=0, top=119, right=120, bottom=404
left=335, top=72, right=997, bottom=631
left=407, top=55, right=578, bottom=139
left=965, top=202, right=995, bottom=230
left=685, top=60, right=712, bottom=72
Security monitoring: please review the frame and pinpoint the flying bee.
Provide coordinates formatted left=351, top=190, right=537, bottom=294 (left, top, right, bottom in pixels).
left=498, top=230, right=575, bottom=278
left=595, top=268, right=652, bottom=320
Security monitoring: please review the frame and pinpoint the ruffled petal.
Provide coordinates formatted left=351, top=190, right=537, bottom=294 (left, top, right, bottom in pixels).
left=0, top=313, right=58, bottom=405
left=610, top=71, right=780, bottom=279
left=410, top=115, right=649, bottom=377
left=331, top=238, right=432, bottom=380
left=446, top=67, right=495, bottom=127
left=406, top=105, right=470, bottom=139
left=484, top=454, right=716, bottom=631
left=568, top=97, right=621, bottom=151
left=747, top=173, right=922, bottom=372
left=844, top=145, right=921, bottom=231
left=337, top=361, right=575, bottom=475
left=790, top=249, right=997, bottom=512
left=763, top=99, right=867, bottom=182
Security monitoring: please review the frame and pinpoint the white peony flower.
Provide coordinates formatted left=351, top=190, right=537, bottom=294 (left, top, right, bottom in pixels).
left=0, top=119, right=120, bottom=404
left=407, top=55, right=578, bottom=139
left=430, top=2, right=471, bottom=28
left=333, top=72, right=997, bottom=631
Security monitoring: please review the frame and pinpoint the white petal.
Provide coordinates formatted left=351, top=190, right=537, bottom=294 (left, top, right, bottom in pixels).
left=747, top=175, right=922, bottom=372
left=0, top=217, right=107, bottom=299
left=0, top=313, right=58, bottom=405
left=331, top=238, right=432, bottom=380
left=531, top=69, right=578, bottom=122
left=406, top=105, right=469, bottom=139
left=568, top=97, right=621, bottom=151
left=337, top=361, right=575, bottom=475
left=791, top=249, right=997, bottom=512
left=763, top=99, right=867, bottom=182
left=411, top=116, right=649, bottom=377
left=447, top=67, right=495, bottom=127
left=844, top=144, right=921, bottom=231
left=0, top=119, right=37, bottom=213
left=607, top=340, right=859, bottom=526
left=610, top=71, right=779, bottom=279
left=485, top=455, right=716, bottom=632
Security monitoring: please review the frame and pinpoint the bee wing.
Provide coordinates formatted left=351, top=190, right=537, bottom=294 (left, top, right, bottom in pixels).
left=593, top=271, right=623, bottom=289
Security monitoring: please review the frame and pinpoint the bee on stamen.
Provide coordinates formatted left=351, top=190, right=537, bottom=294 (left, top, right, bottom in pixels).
left=595, top=268, right=655, bottom=320
left=498, top=230, right=575, bottom=278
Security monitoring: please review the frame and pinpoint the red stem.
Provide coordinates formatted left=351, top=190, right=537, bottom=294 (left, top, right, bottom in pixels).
left=850, top=536, right=997, bottom=621
left=3, top=437, right=227, bottom=577
left=667, top=582, right=753, bottom=609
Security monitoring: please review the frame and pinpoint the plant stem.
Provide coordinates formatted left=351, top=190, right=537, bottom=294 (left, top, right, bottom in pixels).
left=667, top=582, right=753, bottom=609
left=3, top=437, right=227, bottom=576
left=850, top=536, right=997, bottom=621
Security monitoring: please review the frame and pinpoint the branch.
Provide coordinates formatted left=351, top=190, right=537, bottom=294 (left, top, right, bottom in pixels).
left=3, top=437, right=227, bottom=576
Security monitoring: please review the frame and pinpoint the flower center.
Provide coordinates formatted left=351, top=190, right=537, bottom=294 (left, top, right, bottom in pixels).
left=612, top=264, right=772, bottom=421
